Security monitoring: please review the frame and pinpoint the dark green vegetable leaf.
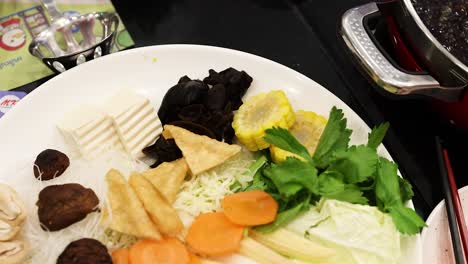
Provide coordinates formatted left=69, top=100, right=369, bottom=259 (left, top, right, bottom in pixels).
left=317, top=171, right=345, bottom=196
left=362, top=189, right=377, bottom=207
left=320, top=170, right=345, bottom=181
left=263, top=157, right=318, bottom=198
left=399, top=177, right=414, bottom=203
left=388, top=204, right=426, bottom=235
left=313, top=107, right=352, bottom=168
left=255, top=197, right=310, bottom=233
left=275, top=189, right=315, bottom=210
left=317, top=171, right=368, bottom=204
left=357, top=178, right=375, bottom=191
left=375, top=158, right=401, bottom=210
left=375, top=158, right=424, bottom=234
left=324, top=184, right=368, bottom=204
left=329, top=145, right=378, bottom=184
left=367, top=122, right=389, bottom=149
left=333, top=129, right=352, bottom=157
left=264, top=128, right=312, bottom=162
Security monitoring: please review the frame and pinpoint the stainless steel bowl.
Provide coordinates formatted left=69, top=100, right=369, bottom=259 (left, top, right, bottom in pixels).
left=341, top=2, right=468, bottom=132
left=341, top=2, right=467, bottom=101
left=29, top=3, right=119, bottom=74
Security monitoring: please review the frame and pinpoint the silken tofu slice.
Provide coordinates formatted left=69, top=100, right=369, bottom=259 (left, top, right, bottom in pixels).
left=57, top=105, right=123, bottom=159
left=103, top=90, right=162, bottom=158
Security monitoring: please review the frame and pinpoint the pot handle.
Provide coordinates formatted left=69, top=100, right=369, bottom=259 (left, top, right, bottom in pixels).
left=340, top=2, right=460, bottom=100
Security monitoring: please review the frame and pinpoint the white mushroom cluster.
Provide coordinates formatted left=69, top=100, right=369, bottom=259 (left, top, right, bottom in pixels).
left=0, top=183, right=28, bottom=264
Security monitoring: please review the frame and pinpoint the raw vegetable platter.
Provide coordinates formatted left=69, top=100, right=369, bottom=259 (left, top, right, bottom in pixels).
left=0, top=45, right=422, bottom=264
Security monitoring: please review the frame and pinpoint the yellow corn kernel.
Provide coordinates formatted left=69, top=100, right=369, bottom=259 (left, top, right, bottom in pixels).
left=232, top=90, right=295, bottom=151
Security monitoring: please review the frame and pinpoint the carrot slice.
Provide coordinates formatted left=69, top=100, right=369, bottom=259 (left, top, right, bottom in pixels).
left=111, top=248, right=129, bottom=264
left=186, top=212, right=244, bottom=256
left=188, top=252, right=202, bottom=264
left=222, top=190, right=278, bottom=225
left=129, top=238, right=190, bottom=264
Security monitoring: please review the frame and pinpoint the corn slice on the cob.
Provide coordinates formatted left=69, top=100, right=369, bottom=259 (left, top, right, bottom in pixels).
left=250, top=228, right=335, bottom=262
left=270, top=110, right=327, bottom=163
left=239, top=237, right=294, bottom=264
left=232, top=90, right=295, bottom=151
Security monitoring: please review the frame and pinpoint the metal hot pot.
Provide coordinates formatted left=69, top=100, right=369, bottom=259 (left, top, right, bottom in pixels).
left=341, top=0, right=468, bottom=131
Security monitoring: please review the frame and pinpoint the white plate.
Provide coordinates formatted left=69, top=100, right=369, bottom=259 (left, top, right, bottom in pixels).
left=0, top=44, right=422, bottom=263
left=422, top=186, right=468, bottom=263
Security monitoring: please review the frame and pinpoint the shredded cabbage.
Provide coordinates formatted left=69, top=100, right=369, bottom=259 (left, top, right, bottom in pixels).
left=174, top=150, right=255, bottom=226
left=100, top=229, right=138, bottom=250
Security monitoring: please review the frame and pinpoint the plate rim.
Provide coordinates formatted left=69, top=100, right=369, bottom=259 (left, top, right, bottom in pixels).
left=422, top=185, right=468, bottom=235
left=421, top=185, right=468, bottom=263
left=0, top=44, right=422, bottom=263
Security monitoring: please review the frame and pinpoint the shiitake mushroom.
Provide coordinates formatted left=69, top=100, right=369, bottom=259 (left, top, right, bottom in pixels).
left=57, top=238, right=112, bottom=264
left=36, top=184, right=99, bottom=231
left=33, top=149, right=70, bottom=181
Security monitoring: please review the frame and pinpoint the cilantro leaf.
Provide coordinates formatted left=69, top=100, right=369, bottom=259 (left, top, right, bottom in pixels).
left=325, top=184, right=369, bottom=204
left=367, top=122, right=390, bottom=149
left=399, top=177, right=414, bottom=203
left=245, top=170, right=278, bottom=194
left=317, top=171, right=345, bottom=196
left=375, top=158, right=425, bottom=234
left=255, top=196, right=311, bottom=233
left=329, top=145, right=378, bottom=184
left=263, top=157, right=318, bottom=198
left=313, top=107, right=352, bottom=168
left=264, top=128, right=312, bottom=162
left=388, top=204, right=426, bottom=234
left=357, top=178, right=375, bottom=191
left=317, top=171, right=368, bottom=204
left=375, top=157, right=401, bottom=210
left=334, top=129, right=352, bottom=154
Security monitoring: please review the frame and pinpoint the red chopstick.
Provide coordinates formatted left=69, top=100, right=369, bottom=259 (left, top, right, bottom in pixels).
left=443, top=148, right=468, bottom=262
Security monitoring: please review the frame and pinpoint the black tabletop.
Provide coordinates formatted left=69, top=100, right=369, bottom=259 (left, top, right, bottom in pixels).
left=15, top=0, right=468, bottom=218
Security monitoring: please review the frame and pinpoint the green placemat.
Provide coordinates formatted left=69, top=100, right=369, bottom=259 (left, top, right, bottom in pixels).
left=0, top=0, right=134, bottom=91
